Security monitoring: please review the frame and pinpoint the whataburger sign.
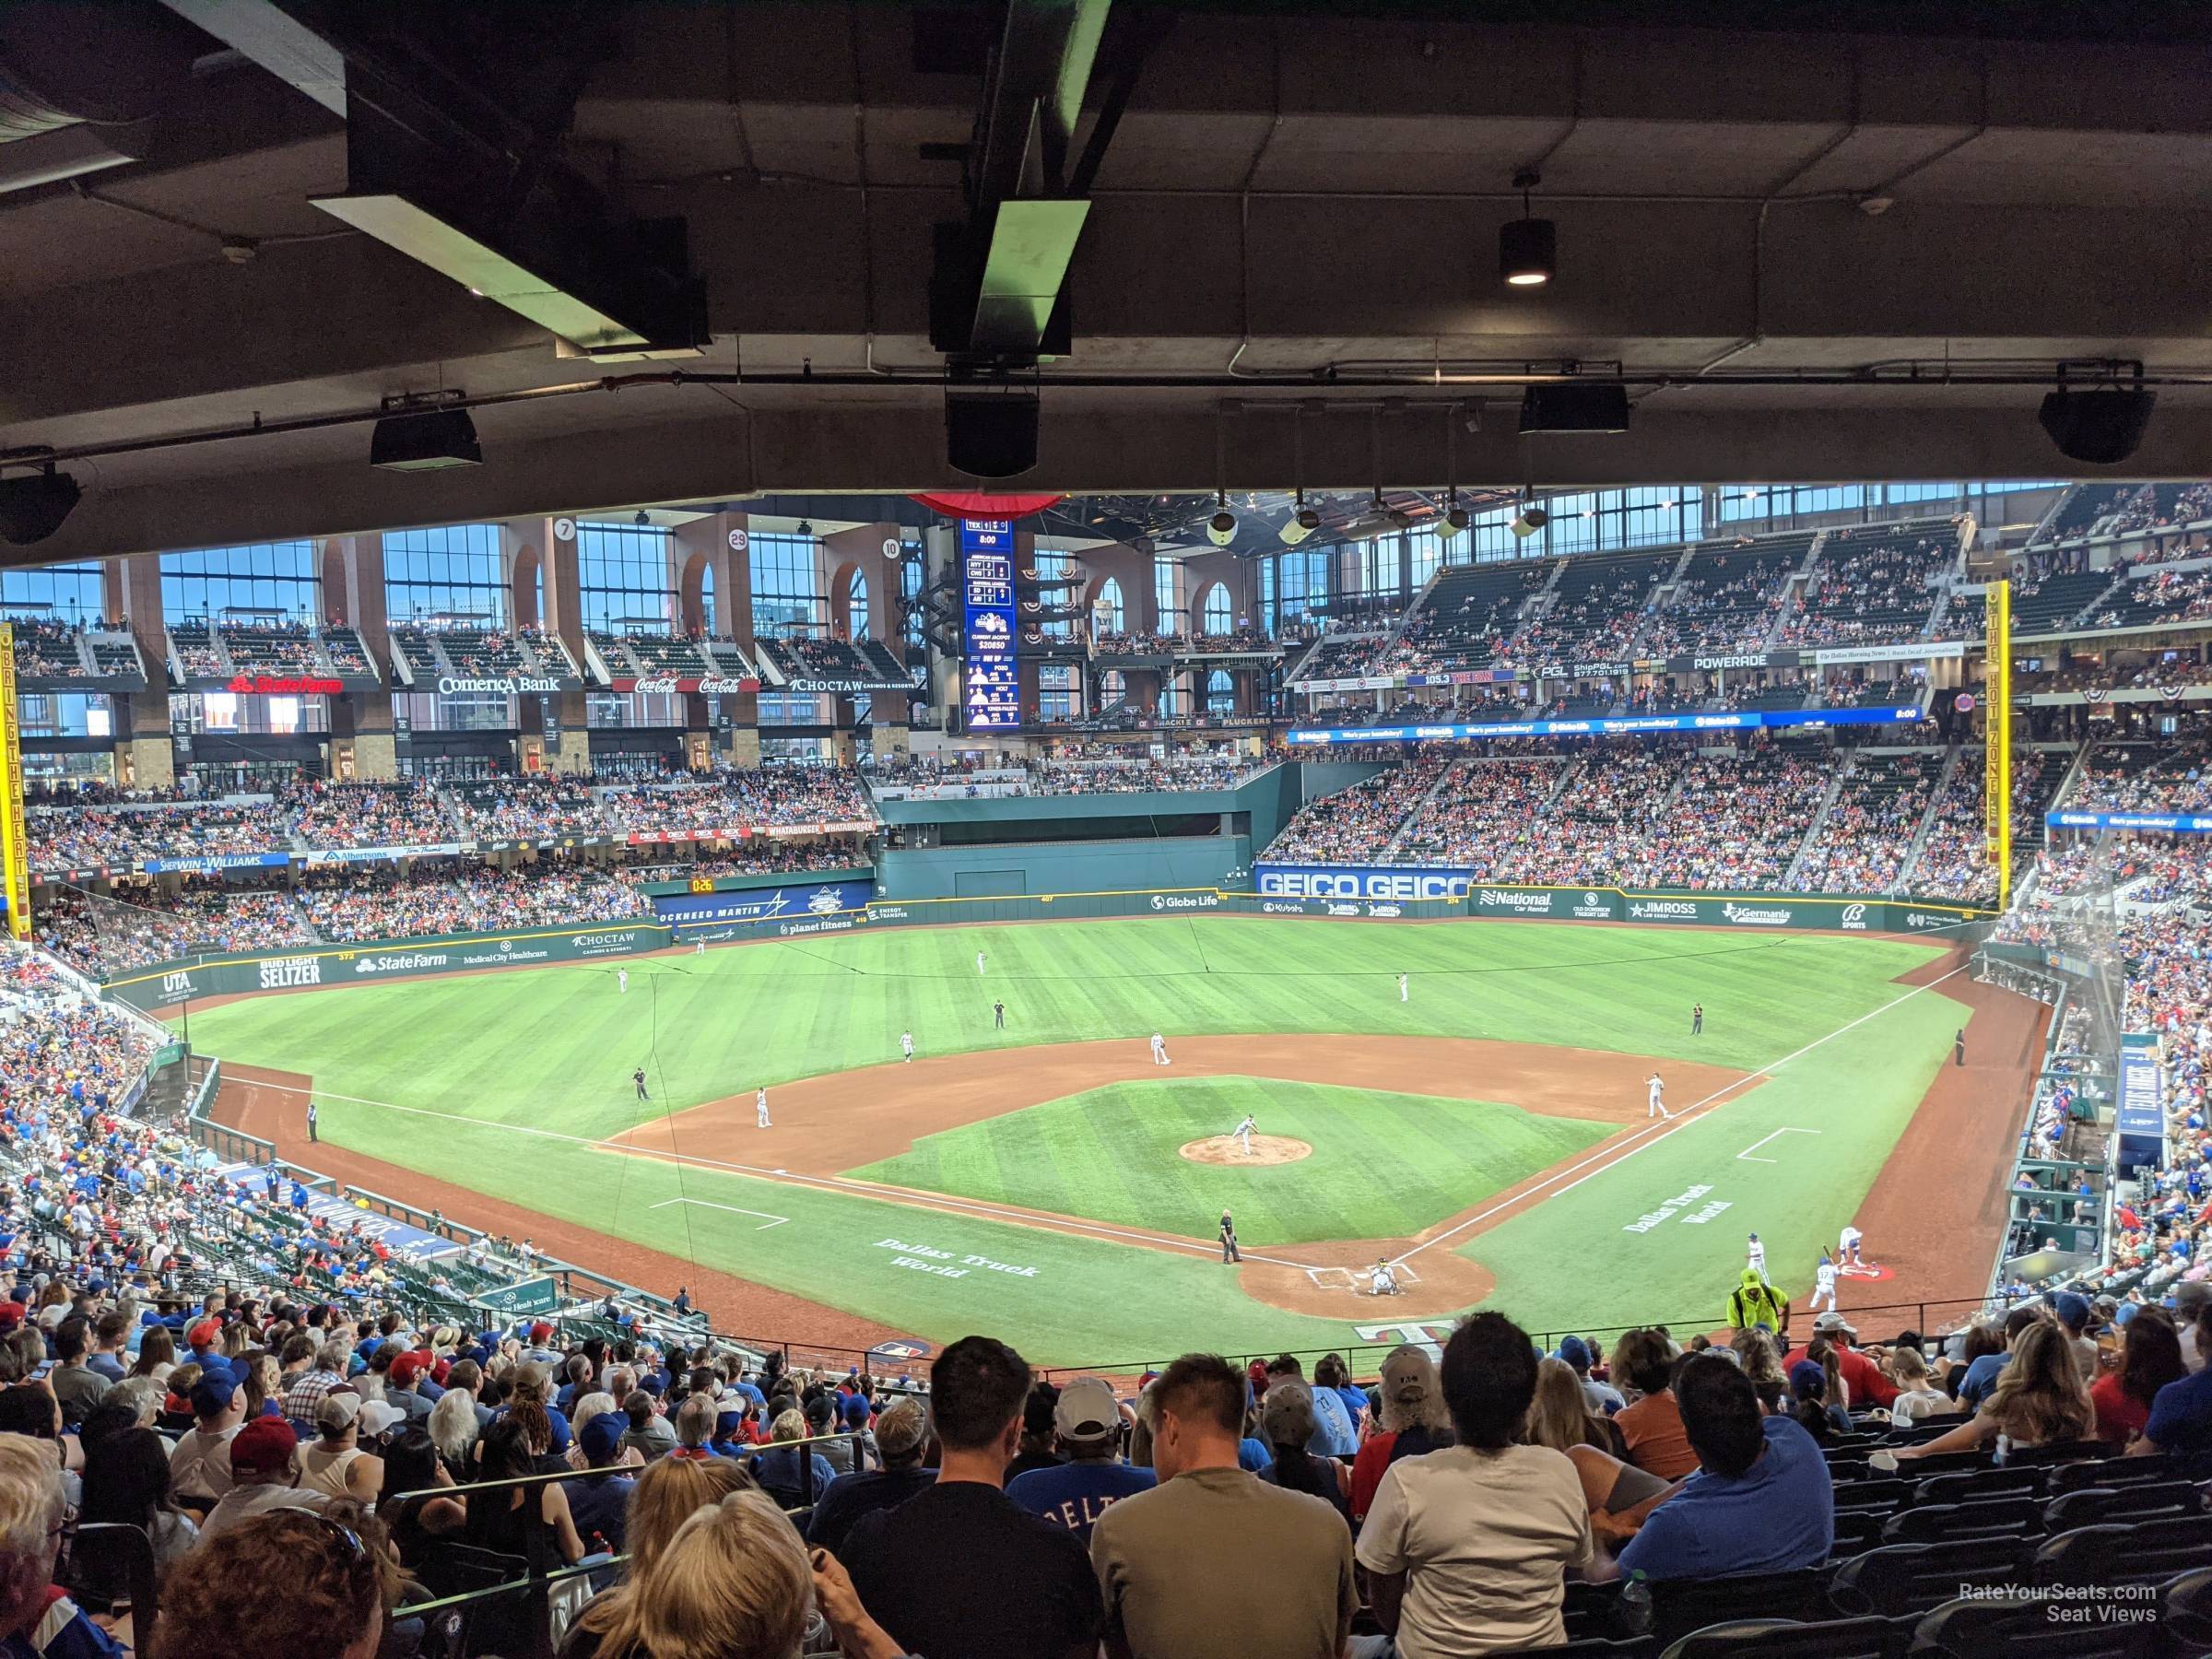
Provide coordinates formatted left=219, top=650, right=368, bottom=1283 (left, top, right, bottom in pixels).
left=608, top=675, right=760, bottom=694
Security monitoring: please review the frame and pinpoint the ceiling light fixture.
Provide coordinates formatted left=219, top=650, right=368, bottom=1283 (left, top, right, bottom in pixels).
left=1437, top=407, right=1469, bottom=540
left=1207, top=408, right=1237, bottom=545
left=0, top=462, right=82, bottom=546
left=1280, top=411, right=1319, bottom=544
left=634, top=509, right=652, bottom=527
left=1510, top=488, right=1548, bottom=539
left=2039, top=365, right=2156, bottom=465
left=1500, top=169, right=1556, bottom=288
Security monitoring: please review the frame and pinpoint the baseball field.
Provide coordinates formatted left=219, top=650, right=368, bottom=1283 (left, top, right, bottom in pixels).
left=178, top=915, right=2037, bottom=1368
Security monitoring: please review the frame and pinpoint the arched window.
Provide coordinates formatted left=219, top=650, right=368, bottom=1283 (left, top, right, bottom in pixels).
left=848, top=569, right=868, bottom=639
left=699, top=564, right=717, bottom=633
left=1206, top=669, right=1234, bottom=715
left=1159, top=673, right=1186, bottom=719
left=1094, top=577, right=1124, bottom=634
left=1202, top=586, right=1231, bottom=635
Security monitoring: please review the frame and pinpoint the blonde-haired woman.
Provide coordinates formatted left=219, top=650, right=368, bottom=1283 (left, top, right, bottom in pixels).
left=1896, top=1321, right=2094, bottom=1461
left=560, top=1460, right=757, bottom=1657
left=1521, top=1358, right=1678, bottom=1541
left=1883, top=1347, right=1952, bottom=1426
left=556, top=1490, right=828, bottom=1659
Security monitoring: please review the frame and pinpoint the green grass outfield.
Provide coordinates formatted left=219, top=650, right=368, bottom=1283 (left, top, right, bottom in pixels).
left=176, top=918, right=1965, bottom=1363
left=851, top=1077, right=1611, bottom=1246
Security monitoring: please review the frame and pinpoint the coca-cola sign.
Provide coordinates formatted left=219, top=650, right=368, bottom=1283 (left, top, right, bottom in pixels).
left=608, top=675, right=759, bottom=695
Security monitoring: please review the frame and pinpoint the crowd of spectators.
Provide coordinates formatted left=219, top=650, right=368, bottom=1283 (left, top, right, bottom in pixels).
left=1789, top=751, right=1937, bottom=894
left=449, top=777, right=607, bottom=841
left=8, top=621, right=88, bottom=680
left=1391, top=759, right=1567, bottom=873
left=167, top=624, right=224, bottom=679
left=1777, top=529, right=1954, bottom=649
left=296, top=866, right=648, bottom=943
left=29, top=801, right=277, bottom=873
left=1635, top=747, right=1835, bottom=889
left=35, top=885, right=317, bottom=976
left=2068, top=743, right=2212, bottom=816
left=1908, top=763, right=1998, bottom=907
left=0, top=946, right=158, bottom=1128
left=1265, top=761, right=1447, bottom=864
left=598, top=767, right=873, bottom=835
left=284, top=782, right=460, bottom=852
left=217, top=621, right=323, bottom=677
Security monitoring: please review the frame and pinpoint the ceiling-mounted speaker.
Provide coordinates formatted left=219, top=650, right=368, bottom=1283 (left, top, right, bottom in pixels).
left=946, top=387, right=1041, bottom=478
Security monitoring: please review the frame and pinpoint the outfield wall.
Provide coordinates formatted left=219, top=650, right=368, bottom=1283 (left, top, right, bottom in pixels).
left=100, top=879, right=1986, bottom=1014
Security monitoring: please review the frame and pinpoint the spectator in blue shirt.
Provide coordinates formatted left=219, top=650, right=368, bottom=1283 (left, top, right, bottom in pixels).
left=1958, top=1306, right=2044, bottom=1412
left=1265, top=1355, right=1357, bottom=1457
left=2136, top=1302, right=2212, bottom=1456
left=1618, top=1355, right=1833, bottom=1583
left=1007, top=1377, right=1154, bottom=1543
left=752, top=1408, right=836, bottom=1501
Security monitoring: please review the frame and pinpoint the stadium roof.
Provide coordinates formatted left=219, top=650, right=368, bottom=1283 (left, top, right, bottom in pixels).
left=6, top=0, right=2212, bottom=562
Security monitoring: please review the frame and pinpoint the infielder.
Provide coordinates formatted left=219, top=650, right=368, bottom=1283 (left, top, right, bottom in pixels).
left=1398, top=973, right=1409, bottom=1004
left=1371, top=1258, right=1402, bottom=1296
left=1747, top=1231, right=1767, bottom=1284
left=1809, top=1249, right=1839, bottom=1312
left=756, top=1087, right=771, bottom=1129
left=1646, top=1072, right=1670, bottom=1120
left=1840, top=1224, right=1865, bottom=1270
left=618, top=967, right=629, bottom=995
left=900, top=1030, right=914, bottom=1063
left=1149, top=1032, right=1170, bottom=1066
left=1231, top=1112, right=1256, bottom=1157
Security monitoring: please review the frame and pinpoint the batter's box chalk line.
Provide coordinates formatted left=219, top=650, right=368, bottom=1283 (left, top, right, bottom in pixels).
left=1306, top=1264, right=1422, bottom=1292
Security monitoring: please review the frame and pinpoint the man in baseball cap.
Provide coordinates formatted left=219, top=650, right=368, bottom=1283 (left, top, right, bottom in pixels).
left=565, top=1412, right=638, bottom=1554
left=171, top=1366, right=245, bottom=1503
left=1006, top=1378, right=1153, bottom=1544
left=200, top=1418, right=329, bottom=1539
left=805, top=1394, right=937, bottom=1555
left=1784, top=1313, right=1900, bottom=1411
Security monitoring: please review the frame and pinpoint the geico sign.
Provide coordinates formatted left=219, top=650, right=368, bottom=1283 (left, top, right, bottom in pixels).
left=435, top=676, right=560, bottom=695
left=258, top=957, right=323, bottom=989
left=1257, top=870, right=1470, bottom=900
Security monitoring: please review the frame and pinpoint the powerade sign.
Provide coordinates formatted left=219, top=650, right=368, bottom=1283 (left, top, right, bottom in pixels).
left=1286, top=705, right=1924, bottom=746
left=2048, top=810, right=2212, bottom=835
left=961, top=519, right=1019, bottom=732
left=1254, top=864, right=1473, bottom=901
left=656, top=881, right=875, bottom=926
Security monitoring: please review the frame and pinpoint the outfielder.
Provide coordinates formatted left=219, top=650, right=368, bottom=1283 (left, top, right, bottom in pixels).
left=1231, top=1113, right=1255, bottom=1157
left=976, top=949, right=987, bottom=976
left=618, top=967, right=629, bottom=994
left=1646, top=1072, right=1670, bottom=1120
left=1809, top=1249, right=1839, bottom=1312
left=900, top=1030, right=914, bottom=1063
left=1149, top=1032, right=1170, bottom=1066
left=632, top=1066, right=650, bottom=1102
left=756, top=1087, right=771, bottom=1129
left=1398, top=973, right=1409, bottom=1004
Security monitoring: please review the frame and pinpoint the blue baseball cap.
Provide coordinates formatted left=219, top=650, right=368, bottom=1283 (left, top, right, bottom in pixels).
left=577, top=1412, right=625, bottom=1465
left=1787, top=1360, right=1826, bottom=1399
left=1558, top=1335, right=1592, bottom=1370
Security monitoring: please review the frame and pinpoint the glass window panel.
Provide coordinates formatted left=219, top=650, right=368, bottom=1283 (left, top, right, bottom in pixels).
left=159, top=542, right=318, bottom=621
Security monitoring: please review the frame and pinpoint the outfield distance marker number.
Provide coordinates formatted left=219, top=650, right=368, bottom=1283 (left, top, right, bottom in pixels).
left=1735, top=1127, right=1822, bottom=1164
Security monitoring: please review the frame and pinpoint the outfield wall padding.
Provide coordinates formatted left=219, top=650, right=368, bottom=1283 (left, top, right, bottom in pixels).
left=103, top=921, right=673, bottom=1011
left=97, top=882, right=1983, bottom=1014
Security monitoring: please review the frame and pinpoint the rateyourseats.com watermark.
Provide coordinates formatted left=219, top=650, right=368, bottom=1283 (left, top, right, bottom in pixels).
left=1954, top=1583, right=2160, bottom=1624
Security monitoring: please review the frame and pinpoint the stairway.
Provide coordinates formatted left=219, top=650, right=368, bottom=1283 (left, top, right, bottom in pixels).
left=1379, top=762, right=1458, bottom=860
left=1782, top=757, right=1853, bottom=888
left=1893, top=744, right=1964, bottom=892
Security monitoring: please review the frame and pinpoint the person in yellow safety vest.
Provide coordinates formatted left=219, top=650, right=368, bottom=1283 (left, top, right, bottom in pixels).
left=1726, top=1267, right=1790, bottom=1334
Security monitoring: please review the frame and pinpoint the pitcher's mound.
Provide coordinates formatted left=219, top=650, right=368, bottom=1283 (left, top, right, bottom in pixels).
left=1180, top=1134, right=1312, bottom=1167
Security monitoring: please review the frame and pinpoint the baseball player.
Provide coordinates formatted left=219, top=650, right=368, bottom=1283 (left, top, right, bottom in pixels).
left=695, top=938, right=706, bottom=955
left=756, top=1088, right=771, bottom=1129
left=1840, top=1224, right=1865, bottom=1270
left=976, top=949, right=986, bottom=976
left=632, top=1066, right=650, bottom=1102
left=1149, top=1032, right=1170, bottom=1066
left=900, top=1030, right=914, bottom=1063
left=1232, top=1113, right=1255, bottom=1157
left=1747, top=1231, right=1768, bottom=1284
left=1691, top=1003, right=1703, bottom=1036
left=1218, top=1210, right=1241, bottom=1264
left=618, top=967, right=629, bottom=995
left=1809, top=1249, right=1839, bottom=1312
left=1371, top=1258, right=1402, bottom=1296
left=1646, top=1072, right=1670, bottom=1121
left=994, top=999, right=1006, bottom=1030
left=1398, top=973, right=1409, bottom=1004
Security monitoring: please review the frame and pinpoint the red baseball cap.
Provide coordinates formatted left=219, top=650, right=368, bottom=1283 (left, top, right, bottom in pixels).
left=389, top=1354, right=422, bottom=1389
left=529, top=1322, right=553, bottom=1344
left=186, top=1319, right=221, bottom=1349
left=228, top=1418, right=299, bottom=1478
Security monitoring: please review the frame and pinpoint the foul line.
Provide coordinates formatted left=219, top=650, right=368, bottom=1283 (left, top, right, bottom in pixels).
left=234, top=1077, right=1325, bottom=1273
left=1392, top=964, right=1968, bottom=1266
left=650, top=1198, right=788, bottom=1230
left=1735, top=1127, right=1822, bottom=1164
